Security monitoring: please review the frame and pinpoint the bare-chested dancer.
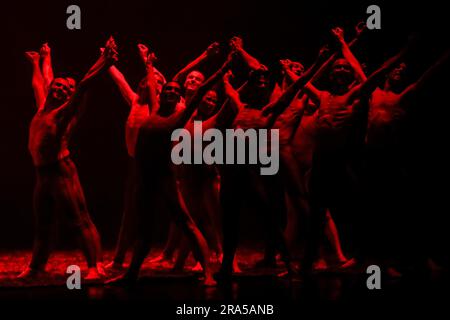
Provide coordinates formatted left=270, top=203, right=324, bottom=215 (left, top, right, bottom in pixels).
left=20, top=38, right=118, bottom=280
left=365, top=51, right=449, bottom=276
left=102, top=44, right=167, bottom=270
left=172, top=42, right=220, bottom=104
left=270, top=54, right=351, bottom=270
left=214, top=44, right=328, bottom=281
left=275, top=23, right=366, bottom=270
left=107, top=49, right=232, bottom=286
left=301, top=27, right=412, bottom=273
left=150, top=42, right=222, bottom=266
left=154, top=39, right=262, bottom=267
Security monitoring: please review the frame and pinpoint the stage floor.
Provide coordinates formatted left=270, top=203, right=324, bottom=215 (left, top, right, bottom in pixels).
left=0, top=249, right=448, bottom=317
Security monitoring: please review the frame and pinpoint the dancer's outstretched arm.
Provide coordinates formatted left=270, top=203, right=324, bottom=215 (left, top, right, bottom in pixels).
left=176, top=55, right=233, bottom=128
left=401, top=50, right=450, bottom=100
left=137, top=43, right=166, bottom=83
left=230, top=36, right=262, bottom=71
left=172, top=42, right=220, bottom=82
left=57, top=37, right=118, bottom=123
left=40, top=43, right=54, bottom=92
left=25, top=51, right=46, bottom=111
left=107, top=65, right=137, bottom=107
left=263, top=46, right=329, bottom=119
left=144, top=51, right=160, bottom=116
left=349, top=43, right=411, bottom=100
left=204, top=70, right=244, bottom=129
left=307, top=22, right=365, bottom=89
left=332, top=27, right=366, bottom=82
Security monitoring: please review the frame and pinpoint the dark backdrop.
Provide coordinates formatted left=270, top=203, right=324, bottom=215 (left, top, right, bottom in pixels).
left=0, top=0, right=448, bottom=251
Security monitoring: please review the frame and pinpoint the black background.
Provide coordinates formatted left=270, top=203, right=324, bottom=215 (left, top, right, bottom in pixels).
left=0, top=0, right=448, bottom=251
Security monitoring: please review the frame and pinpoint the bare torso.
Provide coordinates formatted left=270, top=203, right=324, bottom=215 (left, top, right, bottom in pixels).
left=28, top=108, right=72, bottom=166
left=367, top=87, right=407, bottom=147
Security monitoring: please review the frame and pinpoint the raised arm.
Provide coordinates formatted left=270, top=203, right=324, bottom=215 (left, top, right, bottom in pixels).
left=137, top=43, right=166, bottom=85
left=144, top=52, right=160, bottom=116
left=230, top=36, right=262, bottom=71
left=57, top=37, right=118, bottom=122
left=280, top=59, right=300, bottom=82
left=204, top=70, right=244, bottom=129
left=401, top=49, right=450, bottom=100
left=176, top=55, right=232, bottom=128
left=310, top=22, right=365, bottom=86
left=99, top=46, right=138, bottom=107
left=350, top=43, right=411, bottom=100
left=108, top=66, right=137, bottom=107
left=172, top=42, right=219, bottom=82
left=137, top=43, right=149, bottom=65
left=40, top=43, right=54, bottom=92
left=332, top=27, right=366, bottom=82
left=262, top=47, right=329, bottom=123
left=299, top=46, right=333, bottom=103
left=25, top=51, right=46, bottom=110
left=222, top=70, right=245, bottom=112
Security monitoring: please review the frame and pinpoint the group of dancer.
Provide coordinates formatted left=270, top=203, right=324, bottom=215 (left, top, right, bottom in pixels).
left=20, top=23, right=449, bottom=286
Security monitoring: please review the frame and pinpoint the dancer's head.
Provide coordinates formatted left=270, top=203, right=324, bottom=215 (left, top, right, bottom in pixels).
left=386, top=62, right=407, bottom=90
left=329, top=58, right=355, bottom=91
left=48, top=77, right=76, bottom=103
left=197, top=90, right=219, bottom=118
left=136, top=71, right=166, bottom=105
left=290, top=61, right=305, bottom=76
left=242, top=67, right=273, bottom=108
left=160, top=81, right=182, bottom=107
left=184, top=70, right=205, bottom=93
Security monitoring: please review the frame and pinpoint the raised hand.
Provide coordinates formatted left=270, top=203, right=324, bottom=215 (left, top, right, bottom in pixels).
left=229, top=36, right=243, bottom=52
left=223, top=70, right=234, bottom=83
left=318, top=45, right=330, bottom=58
left=355, top=21, right=366, bottom=36
left=331, top=27, right=345, bottom=43
left=280, top=59, right=292, bottom=70
left=25, top=51, right=40, bottom=63
left=206, top=42, right=220, bottom=56
left=103, top=36, right=118, bottom=64
left=259, top=64, right=269, bottom=72
left=39, top=43, right=51, bottom=57
left=145, top=52, right=157, bottom=71
left=137, top=43, right=149, bottom=63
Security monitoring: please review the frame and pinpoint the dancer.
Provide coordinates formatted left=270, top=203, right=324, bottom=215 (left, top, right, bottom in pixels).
left=172, top=68, right=246, bottom=273
left=365, top=51, right=449, bottom=276
left=20, top=38, right=118, bottom=280
left=215, top=45, right=328, bottom=281
left=154, top=38, right=262, bottom=267
left=107, top=49, right=232, bottom=286
left=172, top=42, right=220, bottom=103
left=301, top=27, right=411, bottom=273
left=103, top=43, right=167, bottom=270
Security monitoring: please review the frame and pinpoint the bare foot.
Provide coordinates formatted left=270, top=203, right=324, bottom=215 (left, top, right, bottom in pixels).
left=233, top=260, right=242, bottom=273
left=104, top=261, right=125, bottom=271
left=191, top=262, right=203, bottom=272
left=17, top=267, right=47, bottom=280
left=386, top=266, right=402, bottom=278
left=253, top=258, right=277, bottom=269
left=210, top=253, right=222, bottom=264
left=203, top=274, right=217, bottom=287
left=97, top=263, right=107, bottom=276
left=337, top=258, right=356, bottom=270
left=105, top=273, right=137, bottom=286
left=148, top=254, right=172, bottom=264
left=151, top=258, right=174, bottom=269
left=313, top=258, right=329, bottom=271
left=278, top=263, right=298, bottom=279
left=85, top=267, right=104, bottom=281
